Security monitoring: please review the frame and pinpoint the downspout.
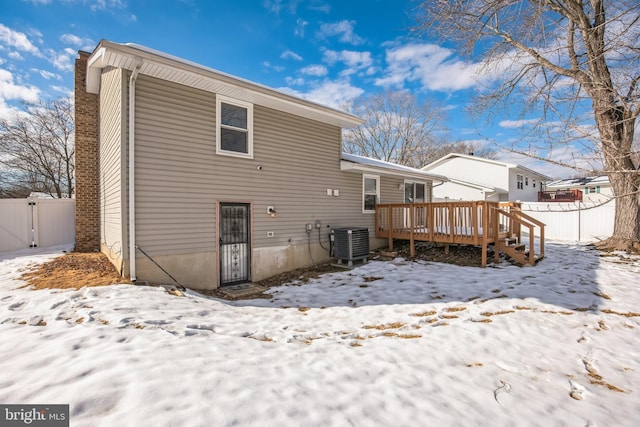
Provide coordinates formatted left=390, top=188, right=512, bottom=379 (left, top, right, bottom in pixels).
left=128, top=61, right=142, bottom=282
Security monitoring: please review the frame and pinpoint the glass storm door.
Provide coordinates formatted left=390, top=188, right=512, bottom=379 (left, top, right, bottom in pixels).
left=219, top=203, right=250, bottom=286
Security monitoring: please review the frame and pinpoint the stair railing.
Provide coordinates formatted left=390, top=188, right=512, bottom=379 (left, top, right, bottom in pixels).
left=493, top=207, right=545, bottom=265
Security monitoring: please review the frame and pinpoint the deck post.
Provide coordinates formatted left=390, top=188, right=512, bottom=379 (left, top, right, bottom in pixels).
left=529, top=228, right=535, bottom=265
left=481, top=202, right=488, bottom=267
left=448, top=203, right=454, bottom=242
left=428, top=203, right=434, bottom=241
left=409, top=205, right=415, bottom=257
left=388, top=206, right=393, bottom=251
left=472, top=202, right=478, bottom=245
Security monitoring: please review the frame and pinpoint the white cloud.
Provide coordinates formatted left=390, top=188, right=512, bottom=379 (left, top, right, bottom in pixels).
left=8, top=51, right=24, bottom=60
left=263, top=61, right=285, bottom=72
left=0, top=23, right=41, bottom=56
left=89, top=0, right=126, bottom=11
left=31, top=68, right=62, bottom=80
left=51, top=85, right=73, bottom=97
left=285, top=76, right=305, bottom=86
left=291, top=79, right=364, bottom=109
left=280, top=50, right=303, bottom=61
left=499, top=119, right=540, bottom=129
left=300, top=64, right=327, bottom=77
left=294, top=18, right=308, bottom=37
left=0, top=69, right=40, bottom=103
left=308, top=2, right=330, bottom=13
left=60, top=33, right=94, bottom=50
left=263, top=0, right=284, bottom=14
left=375, top=43, right=487, bottom=92
left=323, top=49, right=372, bottom=69
left=318, top=20, right=364, bottom=45
left=49, top=48, right=75, bottom=72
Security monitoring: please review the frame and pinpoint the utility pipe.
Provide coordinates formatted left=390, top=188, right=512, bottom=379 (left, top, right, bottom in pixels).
left=128, top=61, right=142, bottom=282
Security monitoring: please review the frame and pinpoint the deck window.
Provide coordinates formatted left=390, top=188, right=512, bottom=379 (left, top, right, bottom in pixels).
left=517, top=174, right=524, bottom=190
left=404, top=181, right=426, bottom=203
left=216, top=95, right=253, bottom=158
left=363, top=175, right=379, bottom=213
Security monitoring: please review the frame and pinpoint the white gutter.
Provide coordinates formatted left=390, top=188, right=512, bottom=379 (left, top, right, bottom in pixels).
left=128, top=61, right=142, bottom=282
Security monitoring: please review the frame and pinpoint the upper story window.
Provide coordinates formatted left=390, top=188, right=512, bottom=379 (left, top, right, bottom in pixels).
left=363, top=175, right=380, bottom=213
left=525, top=176, right=529, bottom=186
left=533, top=179, right=536, bottom=188
left=586, top=186, right=601, bottom=194
left=516, top=174, right=524, bottom=190
left=216, top=95, right=253, bottom=158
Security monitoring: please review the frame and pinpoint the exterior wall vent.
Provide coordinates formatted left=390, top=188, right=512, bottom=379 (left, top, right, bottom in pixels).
left=333, top=227, right=369, bottom=266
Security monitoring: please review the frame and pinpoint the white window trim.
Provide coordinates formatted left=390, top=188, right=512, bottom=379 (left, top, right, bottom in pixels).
left=216, top=95, right=254, bottom=159
left=516, top=174, right=524, bottom=190
left=363, top=174, right=380, bottom=214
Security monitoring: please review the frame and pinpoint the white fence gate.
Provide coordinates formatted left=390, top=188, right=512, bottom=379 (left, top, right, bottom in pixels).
left=519, top=200, right=615, bottom=242
left=0, top=198, right=75, bottom=253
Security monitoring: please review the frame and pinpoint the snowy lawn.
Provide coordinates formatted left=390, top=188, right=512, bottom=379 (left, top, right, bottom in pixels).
left=1, top=242, right=639, bottom=427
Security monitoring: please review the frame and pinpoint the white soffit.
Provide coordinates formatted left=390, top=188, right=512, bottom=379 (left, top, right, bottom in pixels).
left=86, top=41, right=363, bottom=129
left=340, top=160, right=447, bottom=183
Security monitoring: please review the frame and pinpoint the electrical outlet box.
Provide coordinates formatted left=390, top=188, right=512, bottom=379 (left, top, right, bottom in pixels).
left=305, top=223, right=312, bottom=233
left=326, top=189, right=332, bottom=196
left=267, top=231, right=275, bottom=237
left=333, top=189, right=339, bottom=197
left=315, top=220, right=321, bottom=229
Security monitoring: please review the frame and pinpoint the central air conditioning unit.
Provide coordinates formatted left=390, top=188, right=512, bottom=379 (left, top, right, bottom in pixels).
left=333, top=227, right=369, bottom=266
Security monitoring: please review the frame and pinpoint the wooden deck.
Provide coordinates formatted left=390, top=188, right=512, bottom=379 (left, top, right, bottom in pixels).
left=375, top=201, right=545, bottom=267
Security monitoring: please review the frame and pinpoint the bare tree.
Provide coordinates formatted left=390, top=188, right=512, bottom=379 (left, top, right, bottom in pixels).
left=0, top=98, right=74, bottom=198
left=414, top=0, right=640, bottom=251
left=342, top=90, right=451, bottom=168
left=431, top=140, right=499, bottom=162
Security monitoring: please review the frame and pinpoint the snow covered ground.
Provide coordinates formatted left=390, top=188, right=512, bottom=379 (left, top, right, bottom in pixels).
left=1, top=242, right=639, bottom=427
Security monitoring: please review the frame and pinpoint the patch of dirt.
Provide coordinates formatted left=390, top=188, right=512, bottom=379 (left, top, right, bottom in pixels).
left=20, top=252, right=127, bottom=290
left=254, top=262, right=347, bottom=288
left=376, top=242, right=488, bottom=267
left=17, top=242, right=486, bottom=293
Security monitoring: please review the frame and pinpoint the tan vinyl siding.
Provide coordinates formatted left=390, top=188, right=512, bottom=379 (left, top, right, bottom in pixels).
left=134, top=75, right=388, bottom=258
left=99, top=67, right=127, bottom=265
left=135, top=76, right=217, bottom=256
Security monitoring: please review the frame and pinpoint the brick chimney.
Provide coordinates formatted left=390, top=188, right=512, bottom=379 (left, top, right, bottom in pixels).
left=74, top=51, right=100, bottom=252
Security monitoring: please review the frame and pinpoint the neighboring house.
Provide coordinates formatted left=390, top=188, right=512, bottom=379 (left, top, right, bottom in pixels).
left=74, top=40, right=446, bottom=290
left=543, top=175, right=613, bottom=204
left=421, top=153, right=551, bottom=202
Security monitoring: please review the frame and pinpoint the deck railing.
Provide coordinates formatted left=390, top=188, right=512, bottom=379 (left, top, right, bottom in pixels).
left=375, top=201, right=544, bottom=267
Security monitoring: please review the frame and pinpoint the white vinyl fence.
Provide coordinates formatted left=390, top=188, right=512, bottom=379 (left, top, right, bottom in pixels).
left=0, top=198, right=75, bottom=253
left=519, top=200, right=615, bottom=243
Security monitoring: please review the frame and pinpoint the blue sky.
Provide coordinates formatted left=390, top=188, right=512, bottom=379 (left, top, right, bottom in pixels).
left=1, top=0, right=579, bottom=178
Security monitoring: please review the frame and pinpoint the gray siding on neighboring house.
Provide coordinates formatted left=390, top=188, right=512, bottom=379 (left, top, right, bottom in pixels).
left=99, top=67, right=127, bottom=269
